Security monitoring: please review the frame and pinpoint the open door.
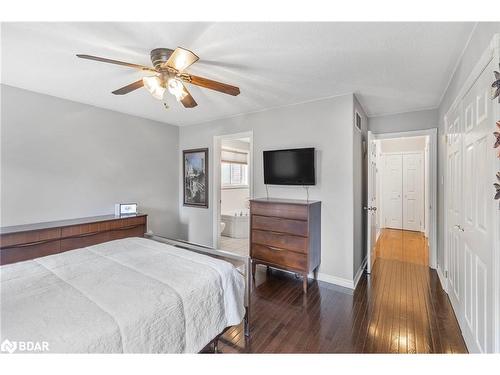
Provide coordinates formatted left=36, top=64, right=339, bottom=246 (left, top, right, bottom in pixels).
left=366, top=131, right=378, bottom=274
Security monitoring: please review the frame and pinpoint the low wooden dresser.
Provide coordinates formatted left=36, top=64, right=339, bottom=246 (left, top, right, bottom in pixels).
left=250, top=198, right=321, bottom=293
left=0, top=214, right=147, bottom=265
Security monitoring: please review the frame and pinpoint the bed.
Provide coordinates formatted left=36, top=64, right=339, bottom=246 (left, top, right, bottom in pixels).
left=0, top=217, right=250, bottom=353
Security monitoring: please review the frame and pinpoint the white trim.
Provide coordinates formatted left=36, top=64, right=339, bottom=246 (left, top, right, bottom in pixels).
left=212, top=131, right=254, bottom=249
left=316, top=256, right=367, bottom=290
left=316, top=273, right=355, bottom=289
left=371, top=128, right=438, bottom=270
left=354, top=257, right=368, bottom=289
left=437, top=265, right=448, bottom=293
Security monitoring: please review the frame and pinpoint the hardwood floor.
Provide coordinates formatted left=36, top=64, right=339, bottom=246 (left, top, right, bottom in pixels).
left=215, top=229, right=467, bottom=353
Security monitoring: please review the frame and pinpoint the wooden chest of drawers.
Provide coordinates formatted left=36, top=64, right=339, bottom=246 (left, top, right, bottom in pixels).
left=250, top=198, right=321, bottom=292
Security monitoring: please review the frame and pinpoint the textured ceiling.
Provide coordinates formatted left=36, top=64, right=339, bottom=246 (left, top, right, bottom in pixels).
left=1, top=22, right=474, bottom=126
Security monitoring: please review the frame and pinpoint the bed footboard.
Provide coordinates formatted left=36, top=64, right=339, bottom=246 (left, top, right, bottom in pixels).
left=144, top=234, right=251, bottom=340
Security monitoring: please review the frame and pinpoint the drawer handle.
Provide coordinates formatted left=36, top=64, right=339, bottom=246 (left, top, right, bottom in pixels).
left=268, top=246, right=284, bottom=252
left=1, top=237, right=59, bottom=249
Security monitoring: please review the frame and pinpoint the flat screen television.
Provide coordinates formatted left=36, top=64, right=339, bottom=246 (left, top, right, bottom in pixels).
left=263, top=147, right=315, bottom=185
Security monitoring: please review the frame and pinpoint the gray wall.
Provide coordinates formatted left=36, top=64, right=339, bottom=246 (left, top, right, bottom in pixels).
left=436, top=24, right=500, bottom=270
left=353, top=95, right=368, bottom=275
left=368, top=108, right=438, bottom=134
left=179, top=94, right=357, bottom=282
left=1, top=85, right=180, bottom=237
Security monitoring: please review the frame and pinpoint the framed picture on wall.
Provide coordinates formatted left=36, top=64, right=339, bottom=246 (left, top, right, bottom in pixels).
left=183, top=148, right=209, bottom=208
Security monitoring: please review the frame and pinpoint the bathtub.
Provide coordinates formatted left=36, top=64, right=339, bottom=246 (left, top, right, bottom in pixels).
left=221, top=209, right=249, bottom=239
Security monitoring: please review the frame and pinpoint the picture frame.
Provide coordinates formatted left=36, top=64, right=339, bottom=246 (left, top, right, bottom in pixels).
left=183, top=148, right=209, bottom=208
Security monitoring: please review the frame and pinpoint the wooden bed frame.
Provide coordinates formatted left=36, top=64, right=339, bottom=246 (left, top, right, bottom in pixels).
left=0, top=214, right=251, bottom=352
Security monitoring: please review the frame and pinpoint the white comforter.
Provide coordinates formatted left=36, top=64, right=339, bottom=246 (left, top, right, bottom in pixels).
left=0, top=237, right=245, bottom=353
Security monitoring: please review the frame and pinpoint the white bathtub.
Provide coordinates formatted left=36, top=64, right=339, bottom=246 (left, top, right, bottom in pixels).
left=221, top=210, right=249, bottom=239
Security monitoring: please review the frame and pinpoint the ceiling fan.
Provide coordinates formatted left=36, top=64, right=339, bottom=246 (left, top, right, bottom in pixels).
left=76, top=47, right=240, bottom=109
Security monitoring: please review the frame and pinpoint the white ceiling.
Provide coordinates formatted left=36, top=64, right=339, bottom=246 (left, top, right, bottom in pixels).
left=1, top=22, right=474, bottom=126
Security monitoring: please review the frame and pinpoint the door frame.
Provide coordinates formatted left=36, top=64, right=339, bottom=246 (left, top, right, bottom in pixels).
left=212, top=131, right=254, bottom=249
left=370, top=128, right=438, bottom=270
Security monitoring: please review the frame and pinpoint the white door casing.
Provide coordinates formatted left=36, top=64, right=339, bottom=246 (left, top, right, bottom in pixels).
left=403, top=153, right=424, bottom=232
left=445, top=102, right=463, bottom=319
left=383, top=154, right=403, bottom=229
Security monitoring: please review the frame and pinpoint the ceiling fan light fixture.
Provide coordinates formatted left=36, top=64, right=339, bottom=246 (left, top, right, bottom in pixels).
left=142, top=76, right=166, bottom=100
left=167, top=78, right=187, bottom=101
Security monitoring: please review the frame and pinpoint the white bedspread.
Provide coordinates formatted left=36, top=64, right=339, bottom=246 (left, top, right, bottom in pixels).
left=0, top=237, right=245, bottom=353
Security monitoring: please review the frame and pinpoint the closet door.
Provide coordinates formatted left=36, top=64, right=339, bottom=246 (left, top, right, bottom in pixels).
left=459, top=58, right=495, bottom=353
left=383, top=154, right=403, bottom=229
left=402, top=153, right=424, bottom=231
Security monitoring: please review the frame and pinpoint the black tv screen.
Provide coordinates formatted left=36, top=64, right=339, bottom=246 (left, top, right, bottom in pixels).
left=263, top=148, right=315, bottom=185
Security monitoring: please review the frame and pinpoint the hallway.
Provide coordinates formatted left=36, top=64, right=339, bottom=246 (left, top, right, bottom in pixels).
left=215, top=229, right=467, bottom=353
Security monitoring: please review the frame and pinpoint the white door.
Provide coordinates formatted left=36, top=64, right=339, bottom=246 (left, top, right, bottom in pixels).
left=403, top=153, right=424, bottom=231
left=445, top=56, right=497, bottom=353
left=459, top=58, right=496, bottom=353
left=366, top=131, right=377, bottom=273
left=383, top=154, right=403, bottom=229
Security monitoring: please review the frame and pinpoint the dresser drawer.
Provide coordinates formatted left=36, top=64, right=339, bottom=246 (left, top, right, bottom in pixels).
left=252, top=229, right=308, bottom=254
left=252, top=215, right=308, bottom=237
left=251, top=243, right=307, bottom=271
left=251, top=201, right=308, bottom=220
left=0, top=228, right=61, bottom=248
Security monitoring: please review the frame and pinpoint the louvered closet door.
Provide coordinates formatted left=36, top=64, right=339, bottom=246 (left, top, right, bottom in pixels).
left=458, top=58, right=496, bottom=353
left=446, top=101, right=463, bottom=316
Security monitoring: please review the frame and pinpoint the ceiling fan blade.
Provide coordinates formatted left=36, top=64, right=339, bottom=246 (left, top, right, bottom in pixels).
left=166, top=47, right=199, bottom=71
left=180, top=85, right=197, bottom=108
left=76, top=54, right=156, bottom=72
left=112, top=79, right=144, bottom=95
left=185, top=74, right=240, bottom=96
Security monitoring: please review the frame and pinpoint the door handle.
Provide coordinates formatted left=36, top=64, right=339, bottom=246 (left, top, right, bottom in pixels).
left=454, top=224, right=465, bottom=232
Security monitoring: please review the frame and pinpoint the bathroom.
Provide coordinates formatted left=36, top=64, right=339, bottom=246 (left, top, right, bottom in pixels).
left=219, top=137, right=250, bottom=256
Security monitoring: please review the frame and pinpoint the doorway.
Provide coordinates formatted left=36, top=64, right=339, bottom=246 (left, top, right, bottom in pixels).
left=212, top=132, right=253, bottom=256
left=366, top=129, right=437, bottom=274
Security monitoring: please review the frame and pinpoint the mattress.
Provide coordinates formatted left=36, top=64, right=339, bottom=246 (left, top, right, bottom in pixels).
left=0, top=237, right=245, bottom=353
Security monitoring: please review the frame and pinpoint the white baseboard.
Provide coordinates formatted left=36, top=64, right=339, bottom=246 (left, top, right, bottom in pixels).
left=316, top=272, right=354, bottom=289
left=437, top=266, right=447, bottom=293
left=316, top=257, right=367, bottom=290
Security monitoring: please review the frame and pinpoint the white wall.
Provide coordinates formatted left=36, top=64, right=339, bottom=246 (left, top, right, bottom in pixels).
left=437, top=24, right=500, bottom=271
left=179, top=94, right=357, bottom=283
left=379, top=136, right=427, bottom=153
left=1, top=85, right=180, bottom=237
left=369, top=108, right=438, bottom=134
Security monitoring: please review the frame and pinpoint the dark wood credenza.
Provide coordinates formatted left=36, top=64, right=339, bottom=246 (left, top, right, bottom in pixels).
left=0, top=214, right=147, bottom=266
left=250, top=198, right=321, bottom=293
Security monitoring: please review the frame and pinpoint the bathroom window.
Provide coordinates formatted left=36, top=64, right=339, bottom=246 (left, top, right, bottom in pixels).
left=221, top=163, right=248, bottom=188
left=221, top=148, right=249, bottom=188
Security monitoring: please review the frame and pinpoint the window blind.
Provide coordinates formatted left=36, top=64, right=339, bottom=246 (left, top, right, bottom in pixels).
left=221, top=148, right=248, bottom=164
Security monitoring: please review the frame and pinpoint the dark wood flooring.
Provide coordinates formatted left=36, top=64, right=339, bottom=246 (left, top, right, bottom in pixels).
left=216, top=229, right=467, bottom=353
